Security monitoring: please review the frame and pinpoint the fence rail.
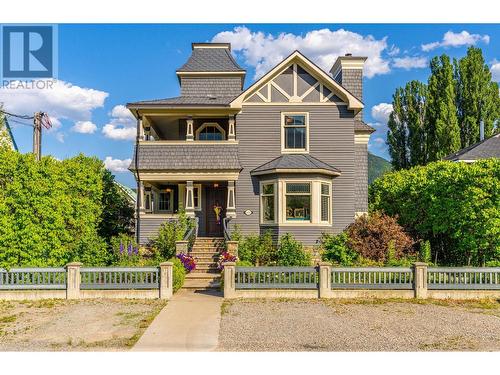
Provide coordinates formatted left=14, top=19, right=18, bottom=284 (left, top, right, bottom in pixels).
left=235, top=266, right=318, bottom=289
left=428, top=267, right=500, bottom=290
left=80, top=267, right=159, bottom=290
left=0, top=268, right=66, bottom=290
left=331, top=267, right=414, bottom=290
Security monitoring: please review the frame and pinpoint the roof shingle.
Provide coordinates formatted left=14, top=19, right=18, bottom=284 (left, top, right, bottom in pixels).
left=251, top=154, right=341, bottom=176
left=444, top=134, right=500, bottom=161
left=177, top=46, right=245, bottom=73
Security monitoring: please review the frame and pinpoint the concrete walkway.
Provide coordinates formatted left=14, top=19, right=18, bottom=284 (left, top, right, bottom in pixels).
left=132, top=289, right=223, bottom=351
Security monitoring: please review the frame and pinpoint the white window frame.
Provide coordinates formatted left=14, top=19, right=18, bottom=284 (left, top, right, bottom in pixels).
left=157, top=189, right=174, bottom=213
left=320, top=182, right=332, bottom=224
left=281, top=112, right=309, bottom=154
left=259, top=180, right=277, bottom=225
left=195, top=122, right=226, bottom=141
left=179, top=183, right=202, bottom=211
left=284, top=181, right=312, bottom=223
left=144, top=189, right=152, bottom=213
left=276, top=177, right=332, bottom=226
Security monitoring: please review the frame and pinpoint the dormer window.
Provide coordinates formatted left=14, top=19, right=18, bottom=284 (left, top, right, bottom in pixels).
left=196, top=122, right=226, bottom=141
left=282, top=113, right=309, bottom=153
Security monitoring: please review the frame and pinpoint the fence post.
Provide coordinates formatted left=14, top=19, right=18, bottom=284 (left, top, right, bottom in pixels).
left=413, top=262, right=428, bottom=299
left=318, top=262, right=331, bottom=298
left=223, top=262, right=236, bottom=299
left=175, top=240, right=189, bottom=255
left=66, top=262, right=82, bottom=300
left=159, top=262, right=173, bottom=299
left=226, top=241, right=239, bottom=258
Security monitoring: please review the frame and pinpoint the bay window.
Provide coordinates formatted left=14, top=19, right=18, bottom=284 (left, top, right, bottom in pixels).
left=285, top=182, right=311, bottom=221
left=261, top=182, right=276, bottom=223
left=320, top=183, right=331, bottom=222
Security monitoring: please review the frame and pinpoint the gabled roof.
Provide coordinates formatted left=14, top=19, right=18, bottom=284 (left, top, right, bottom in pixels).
left=354, top=120, right=375, bottom=134
left=251, top=154, right=341, bottom=177
left=230, top=50, right=364, bottom=111
left=444, top=133, right=500, bottom=161
left=176, top=43, right=245, bottom=73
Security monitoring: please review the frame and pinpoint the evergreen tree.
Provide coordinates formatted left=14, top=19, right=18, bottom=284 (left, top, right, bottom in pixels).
left=426, top=55, right=461, bottom=162
left=454, top=46, right=500, bottom=147
left=387, top=81, right=427, bottom=169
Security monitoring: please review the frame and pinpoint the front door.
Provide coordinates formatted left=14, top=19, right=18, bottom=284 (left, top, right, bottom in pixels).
left=205, top=186, right=226, bottom=237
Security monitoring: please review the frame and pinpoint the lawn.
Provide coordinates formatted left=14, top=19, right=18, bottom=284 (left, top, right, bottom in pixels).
left=0, top=299, right=166, bottom=351
left=218, top=298, right=500, bottom=351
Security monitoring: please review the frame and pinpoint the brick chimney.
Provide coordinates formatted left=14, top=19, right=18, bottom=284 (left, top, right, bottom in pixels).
left=330, top=54, right=367, bottom=102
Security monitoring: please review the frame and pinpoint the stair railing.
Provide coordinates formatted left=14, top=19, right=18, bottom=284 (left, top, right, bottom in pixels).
left=183, top=216, right=199, bottom=249
left=223, top=217, right=232, bottom=241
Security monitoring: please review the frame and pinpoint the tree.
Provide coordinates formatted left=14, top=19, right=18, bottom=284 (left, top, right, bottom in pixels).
left=387, top=81, right=427, bottom=169
left=454, top=47, right=500, bottom=147
left=369, top=159, right=500, bottom=266
left=0, top=111, right=13, bottom=149
left=426, top=55, right=461, bottom=162
left=99, top=170, right=135, bottom=247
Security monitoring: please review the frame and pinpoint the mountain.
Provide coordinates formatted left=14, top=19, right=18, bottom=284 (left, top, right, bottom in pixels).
left=368, top=152, right=392, bottom=184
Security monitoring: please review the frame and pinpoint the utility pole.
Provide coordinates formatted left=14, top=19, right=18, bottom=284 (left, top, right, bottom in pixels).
left=33, top=112, right=42, bottom=161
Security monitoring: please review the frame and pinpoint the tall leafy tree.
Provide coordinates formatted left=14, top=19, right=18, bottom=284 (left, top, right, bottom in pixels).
left=387, top=81, right=427, bottom=169
left=454, top=46, right=500, bottom=147
left=426, top=55, right=461, bottom=162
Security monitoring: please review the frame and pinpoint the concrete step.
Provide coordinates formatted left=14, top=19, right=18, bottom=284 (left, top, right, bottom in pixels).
left=185, top=272, right=221, bottom=280
left=183, top=279, right=221, bottom=289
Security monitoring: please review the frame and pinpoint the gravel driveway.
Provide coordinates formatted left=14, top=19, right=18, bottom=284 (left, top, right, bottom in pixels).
left=218, top=299, right=500, bottom=351
left=0, top=299, right=166, bottom=351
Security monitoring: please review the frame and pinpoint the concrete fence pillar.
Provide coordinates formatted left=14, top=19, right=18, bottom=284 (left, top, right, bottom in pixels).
left=226, top=241, right=239, bottom=258
left=223, top=262, right=236, bottom=299
left=318, top=262, right=332, bottom=298
left=175, top=240, right=189, bottom=255
left=413, top=262, right=428, bottom=299
left=159, top=262, right=173, bottom=299
left=66, top=262, right=82, bottom=300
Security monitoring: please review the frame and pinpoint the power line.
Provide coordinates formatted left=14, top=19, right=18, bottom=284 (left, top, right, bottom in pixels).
left=6, top=118, right=34, bottom=127
left=0, top=109, right=35, bottom=120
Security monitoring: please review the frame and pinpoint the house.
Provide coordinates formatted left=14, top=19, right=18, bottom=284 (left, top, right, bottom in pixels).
left=127, top=43, right=374, bottom=246
left=444, top=133, right=500, bottom=162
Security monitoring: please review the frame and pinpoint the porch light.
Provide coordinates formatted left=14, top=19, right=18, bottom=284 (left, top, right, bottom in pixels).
left=165, top=188, right=172, bottom=193
left=213, top=183, right=219, bottom=188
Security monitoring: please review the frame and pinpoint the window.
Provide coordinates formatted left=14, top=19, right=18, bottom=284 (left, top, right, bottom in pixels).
left=144, top=191, right=152, bottom=212
left=261, top=183, right=276, bottom=223
left=285, top=182, right=311, bottom=222
left=282, top=113, right=308, bottom=152
left=193, top=186, right=200, bottom=210
left=158, top=190, right=173, bottom=212
left=321, top=183, right=331, bottom=222
left=196, top=123, right=226, bottom=141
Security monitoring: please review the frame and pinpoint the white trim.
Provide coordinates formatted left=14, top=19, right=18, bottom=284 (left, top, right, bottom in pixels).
left=259, top=180, right=278, bottom=224
left=242, top=102, right=346, bottom=106
left=270, top=81, right=291, bottom=100
left=139, top=140, right=238, bottom=145
left=195, top=122, right=226, bottom=140
left=354, top=134, right=371, bottom=144
left=281, top=112, right=309, bottom=154
left=300, top=81, right=321, bottom=100
left=139, top=171, right=240, bottom=181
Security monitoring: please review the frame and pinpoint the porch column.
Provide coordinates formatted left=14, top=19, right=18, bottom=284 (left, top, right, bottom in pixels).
left=137, top=116, right=144, bottom=140
left=138, top=181, right=145, bottom=213
left=185, top=180, right=195, bottom=217
left=186, top=117, right=194, bottom=141
left=228, top=116, right=236, bottom=141
left=226, top=180, right=236, bottom=218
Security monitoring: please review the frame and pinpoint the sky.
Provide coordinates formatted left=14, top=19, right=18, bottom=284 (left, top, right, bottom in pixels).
left=2, top=23, right=500, bottom=187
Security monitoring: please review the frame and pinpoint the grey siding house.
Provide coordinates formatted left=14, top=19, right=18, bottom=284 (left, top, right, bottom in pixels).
left=128, top=43, right=373, bottom=245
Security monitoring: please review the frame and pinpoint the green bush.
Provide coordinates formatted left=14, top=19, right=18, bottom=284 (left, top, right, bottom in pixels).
left=276, top=233, right=311, bottom=266
left=419, top=240, right=432, bottom=263
left=320, top=232, right=357, bottom=266
left=170, top=257, right=186, bottom=293
left=370, top=159, right=500, bottom=266
left=238, top=230, right=276, bottom=266
left=236, top=260, right=253, bottom=267
left=150, top=209, right=193, bottom=260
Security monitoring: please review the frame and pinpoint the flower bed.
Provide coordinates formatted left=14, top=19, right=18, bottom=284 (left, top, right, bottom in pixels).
left=176, top=253, right=196, bottom=272
left=218, top=251, right=238, bottom=270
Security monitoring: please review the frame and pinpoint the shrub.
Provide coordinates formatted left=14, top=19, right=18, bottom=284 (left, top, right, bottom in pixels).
left=275, top=233, right=311, bottom=266
left=320, top=232, right=357, bottom=265
left=150, top=209, right=193, bottom=260
left=171, top=257, right=186, bottom=293
left=419, top=240, right=432, bottom=263
left=370, top=159, right=500, bottom=266
left=346, top=212, right=415, bottom=263
left=238, top=230, right=276, bottom=266
left=109, top=234, right=139, bottom=266
left=217, top=251, right=237, bottom=270
left=236, top=260, right=253, bottom=267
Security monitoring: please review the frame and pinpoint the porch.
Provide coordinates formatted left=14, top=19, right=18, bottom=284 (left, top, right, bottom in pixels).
left=137, top=180, right=236, bottom=244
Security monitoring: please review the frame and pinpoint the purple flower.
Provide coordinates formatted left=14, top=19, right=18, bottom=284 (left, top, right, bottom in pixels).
left=133, top=247, right=138, bottom=255
left=127, top=243, right=132, bottom=256
left=119, top=242, right=124, bottom=255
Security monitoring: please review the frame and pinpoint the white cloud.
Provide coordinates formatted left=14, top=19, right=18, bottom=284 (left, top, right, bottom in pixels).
left=421, top=30, right=490, bottom=52
left=102, top=105, right=136, bottom=141
left=371, top=103, right=393, bottom=124
left=392, top=56, right=427, bottom=70
left=55, top=132, right=65, bottom=143
left=387, top=45, right=400, bottom=57
left=491, top=60, right=500, bottom=82
left=212, top=26, right=391, bottom=79
left=104, top=156, right=132, bottom=173
left=72, top=120, right=97, bottom=134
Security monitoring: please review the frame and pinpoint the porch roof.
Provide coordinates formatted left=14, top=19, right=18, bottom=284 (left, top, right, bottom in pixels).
left=130, top=143, right=242, bottom=171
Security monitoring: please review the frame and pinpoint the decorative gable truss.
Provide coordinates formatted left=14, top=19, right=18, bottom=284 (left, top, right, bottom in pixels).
left=246, top=64, right=344, bottom=104
left=230, top=51, right=363, bottom=111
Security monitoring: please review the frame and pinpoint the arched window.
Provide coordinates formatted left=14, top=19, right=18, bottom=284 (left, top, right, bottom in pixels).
left=196, top=123, right=226, bottom=141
